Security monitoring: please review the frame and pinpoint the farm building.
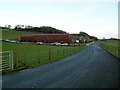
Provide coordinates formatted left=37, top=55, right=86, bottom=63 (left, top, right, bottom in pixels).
left=72, top=36, right=80, bottom=43
left=20, top=34, right=72, bottom=43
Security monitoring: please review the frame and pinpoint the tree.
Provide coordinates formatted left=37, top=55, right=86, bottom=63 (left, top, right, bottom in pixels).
left=8, top=25, right=11, bottom=29
left=79, top=32, right=89, bottom=36
left=5, top=24, right=11, bottom=29
left=25, top=25, right=33, bottom=29
left=14, top=24, right=21, bottom=30
left=103, top=37, right=106, bottom=42
left=14, top=24, right=24, bottom=30
left=14, top=25, right=67, bottom=34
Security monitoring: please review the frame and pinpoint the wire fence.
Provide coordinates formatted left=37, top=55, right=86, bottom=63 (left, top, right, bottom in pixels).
left=2, top=45, right=86, bottom=71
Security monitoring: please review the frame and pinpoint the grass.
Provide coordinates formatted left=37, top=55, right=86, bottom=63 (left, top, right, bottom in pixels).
left=2, top=41, right=86, bottom=73
left=1, top=29, right=87, bottom=73
left=98, top=40, right=120, bottom=59
left=2, top=29, right=42, bottom=39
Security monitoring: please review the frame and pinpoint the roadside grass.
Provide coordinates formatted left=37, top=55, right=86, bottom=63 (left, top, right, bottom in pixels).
left=2, top=41, right=87, bottom=73
left=98, top=40, right=120, bottom=59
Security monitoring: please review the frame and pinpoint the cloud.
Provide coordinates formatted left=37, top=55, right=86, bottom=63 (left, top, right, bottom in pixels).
left=0, top=0, right=118, bottom=39
left=1, top=0, right=119, bottom=3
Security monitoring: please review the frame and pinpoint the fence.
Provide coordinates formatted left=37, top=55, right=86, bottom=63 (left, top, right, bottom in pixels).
left=2, top=45, right=87, bottom=72
left=0, top=51, right=13, bottom=71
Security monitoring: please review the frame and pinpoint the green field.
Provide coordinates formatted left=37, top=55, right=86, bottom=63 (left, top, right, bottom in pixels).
left=2, top=29, right=42, bottom=39
left=98, top=40, right=120, bottom=59
left=1, top=29, right=87, bottom=73
left=2, top=41, right=86, bottom=69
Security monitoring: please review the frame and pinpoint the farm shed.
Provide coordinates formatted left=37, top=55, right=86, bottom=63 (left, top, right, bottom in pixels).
left=20, top=34, right=72, bottom=43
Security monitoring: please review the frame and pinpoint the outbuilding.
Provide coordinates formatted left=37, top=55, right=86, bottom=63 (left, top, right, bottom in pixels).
left=20, top=34, right=72, bottom=43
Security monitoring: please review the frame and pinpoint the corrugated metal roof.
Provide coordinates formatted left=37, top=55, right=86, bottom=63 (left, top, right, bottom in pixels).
left=72, top=36, right=80, bottom=41
left=21, top=34, right=70, bottom=37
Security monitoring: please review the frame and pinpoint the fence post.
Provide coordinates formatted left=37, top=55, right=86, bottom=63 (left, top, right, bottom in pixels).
left=74, top=46, right=75, bottom=53
left=57, top=48, right=59, bottom=57
left=16, top=57, right=18, bottom=69
left=73, top=46, right=75, bottom=53
left=75, top=46, right=76, bottom=52
left=49, top=49, right=51, bottom=61
left=63, top=47, right=64, bottom=56
left=76, top=46, right=77, bottom=52
left=65, top=47, right=66, bottom=55
left=75, top=46, right=77, bottom=52
left=10, top=51, right=14, bottom=69
left=13, top=52, right=16, bottom=69
left=66, top=47, right=68, bottom=55
left=24, top=52, right=27, bottom=67
left=71, top=46, right=72, bottom=53
left=38, top=51, right=40, bottom=64
left=14, top=52, right=18, bottom=70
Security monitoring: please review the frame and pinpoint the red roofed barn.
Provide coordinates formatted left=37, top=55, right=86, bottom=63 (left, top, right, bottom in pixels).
left=20, top=34, right=72, bottom=43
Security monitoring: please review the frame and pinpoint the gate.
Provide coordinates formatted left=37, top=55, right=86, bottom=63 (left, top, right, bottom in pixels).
left=0, top=51, right=13, bottom=71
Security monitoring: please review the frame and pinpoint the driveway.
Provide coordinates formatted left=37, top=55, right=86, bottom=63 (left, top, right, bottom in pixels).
left=2, top=43, right=120, bottom=88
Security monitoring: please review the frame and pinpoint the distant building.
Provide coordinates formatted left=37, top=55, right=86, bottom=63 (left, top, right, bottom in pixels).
left=72, top=36, right=80, bottom=43
left=20, top=34, right=72, bottom=43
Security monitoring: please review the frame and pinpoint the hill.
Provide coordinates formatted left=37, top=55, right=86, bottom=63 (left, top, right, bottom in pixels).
left=14, top=26, right=67, bottom=34
left=2, top=29, right=42, bottom=39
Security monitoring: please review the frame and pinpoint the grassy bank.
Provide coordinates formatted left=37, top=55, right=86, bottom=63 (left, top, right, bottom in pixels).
left=98, top=40, right=119, bottom=59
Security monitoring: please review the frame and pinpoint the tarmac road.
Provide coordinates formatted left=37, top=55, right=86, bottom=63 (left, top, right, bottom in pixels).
left=2, top=43, right=120, bottom=88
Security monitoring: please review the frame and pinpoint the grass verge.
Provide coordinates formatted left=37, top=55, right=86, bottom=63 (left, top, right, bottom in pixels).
left=98, top=40, right=120, bottom=59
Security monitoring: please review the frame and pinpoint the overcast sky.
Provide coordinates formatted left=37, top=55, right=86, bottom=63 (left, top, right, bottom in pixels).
left=0, top=0, right=119, bottom=39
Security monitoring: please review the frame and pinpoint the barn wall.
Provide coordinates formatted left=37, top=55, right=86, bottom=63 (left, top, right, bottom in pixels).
left=20, top=34, right=72, bottom=43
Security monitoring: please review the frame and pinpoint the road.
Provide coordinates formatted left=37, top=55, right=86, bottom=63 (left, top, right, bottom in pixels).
left=2, top=43, right=120, bottom=88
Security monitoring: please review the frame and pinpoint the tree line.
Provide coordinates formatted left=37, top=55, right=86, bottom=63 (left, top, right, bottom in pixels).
left=15, top=26, right=67, bottom=34
left=2, top=24, right=67, bottom=34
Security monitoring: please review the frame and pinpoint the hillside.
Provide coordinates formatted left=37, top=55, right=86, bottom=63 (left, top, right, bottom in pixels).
left=14, top=26, right=67, bottom=34
left=2, top=29, right=42, bottom=39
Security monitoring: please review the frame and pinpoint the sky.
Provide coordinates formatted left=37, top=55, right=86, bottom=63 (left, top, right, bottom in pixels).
left=0, top=0, right=119, bottom=39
